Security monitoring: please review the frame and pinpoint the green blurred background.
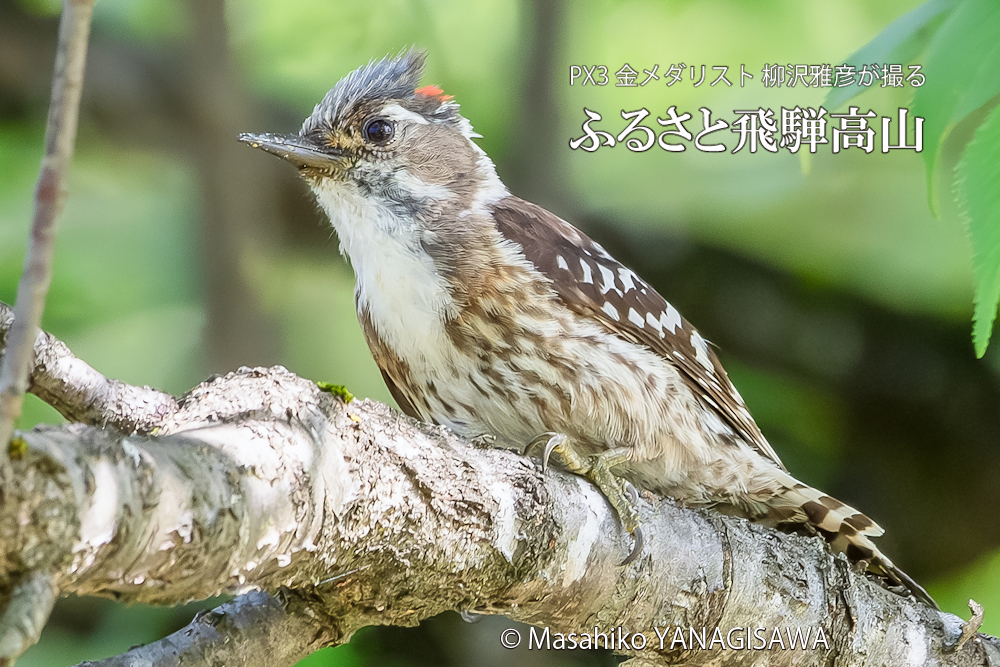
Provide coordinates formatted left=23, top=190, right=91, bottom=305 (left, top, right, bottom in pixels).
left=2, top=0, right=998, bottom=664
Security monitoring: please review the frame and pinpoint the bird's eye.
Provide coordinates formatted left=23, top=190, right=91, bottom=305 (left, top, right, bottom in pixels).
left=363, top=118, right=395, bottom=145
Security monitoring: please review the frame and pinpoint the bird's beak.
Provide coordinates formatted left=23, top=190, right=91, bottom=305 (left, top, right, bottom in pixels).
left=238, top=132, right=344, bottom=170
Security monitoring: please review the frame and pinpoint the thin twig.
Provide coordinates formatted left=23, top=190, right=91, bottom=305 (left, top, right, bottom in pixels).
left=0, top=0, right=97, bottom=450
left=0, top=1, right=96, bottom=662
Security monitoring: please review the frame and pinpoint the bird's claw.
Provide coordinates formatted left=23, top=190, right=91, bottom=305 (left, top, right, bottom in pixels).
left=542, top=433, right=568, bottom=471
left=624, top=481, right=640, bottom=505
left=621, top=525, right=643, bottom=566
left=524, top=432, right=572, bottom=472
left=619, top=483, right=643, bottom=564
left=523, top=431, right=554, bottom=457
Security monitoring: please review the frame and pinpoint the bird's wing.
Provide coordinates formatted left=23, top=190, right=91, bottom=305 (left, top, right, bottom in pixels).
left=491, top=196, right=784, bottom=469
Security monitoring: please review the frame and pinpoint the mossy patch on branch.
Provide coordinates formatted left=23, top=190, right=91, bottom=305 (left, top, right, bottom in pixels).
left=8, top=435, right=28, bottom=460
left=316, top=382, right=354, bottom=404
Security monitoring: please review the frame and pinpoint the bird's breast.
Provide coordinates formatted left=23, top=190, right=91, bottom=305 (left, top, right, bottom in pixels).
left=311, top=176, right=458, bottom=365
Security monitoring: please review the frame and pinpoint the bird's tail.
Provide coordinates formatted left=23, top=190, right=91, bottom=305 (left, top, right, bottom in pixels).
left=761, top=473, right=938, bottom=609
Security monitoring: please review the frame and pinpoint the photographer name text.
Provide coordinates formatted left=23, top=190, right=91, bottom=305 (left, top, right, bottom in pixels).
left=500, top=625, right=830, bottom=651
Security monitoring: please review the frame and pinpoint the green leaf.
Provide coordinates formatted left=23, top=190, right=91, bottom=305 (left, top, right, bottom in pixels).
left=957, top=103, right=1000, bottom=357
left=824, top=0, right=956, bottom=111
left=914, top=0, right=1000, bottom=216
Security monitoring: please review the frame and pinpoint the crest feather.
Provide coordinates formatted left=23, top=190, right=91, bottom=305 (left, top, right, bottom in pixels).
left=302, top=48, right=427, bottom=134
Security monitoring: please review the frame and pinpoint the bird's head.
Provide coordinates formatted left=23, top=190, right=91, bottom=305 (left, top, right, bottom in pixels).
left=240, top=49, right=502, bottom=227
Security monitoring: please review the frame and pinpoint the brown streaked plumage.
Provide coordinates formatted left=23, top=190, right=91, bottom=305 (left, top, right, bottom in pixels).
left=358, top=305, right=425, bottom=421
left=240, top=48, right=936, bottom=608
left=491, top=196, right=780, bottom=467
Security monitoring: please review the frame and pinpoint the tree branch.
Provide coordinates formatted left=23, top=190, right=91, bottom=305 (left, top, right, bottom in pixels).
left=76, top=590, right=333, bottom=667
left=0, top=573, right=56, bottom=666
left=0, top=303, right=178, bottom=433
left=1, top=305, right=998, bottom=666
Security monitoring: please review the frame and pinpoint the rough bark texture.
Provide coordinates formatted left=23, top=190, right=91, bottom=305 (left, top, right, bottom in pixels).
left=0, top=302, right=998, bottom=667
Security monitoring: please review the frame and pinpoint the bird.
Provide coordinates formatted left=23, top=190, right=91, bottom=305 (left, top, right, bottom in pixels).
left=240, top=49, right=935, bottom=608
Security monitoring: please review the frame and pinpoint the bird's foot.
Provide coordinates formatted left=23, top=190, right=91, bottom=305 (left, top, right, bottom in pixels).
left=587, top=448, right=644, bottom=565
left=525, top=435, right=643, bottom=565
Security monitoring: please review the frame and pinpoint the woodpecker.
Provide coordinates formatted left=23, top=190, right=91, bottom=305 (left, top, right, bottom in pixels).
left=241, top=49, right=935, bottom=607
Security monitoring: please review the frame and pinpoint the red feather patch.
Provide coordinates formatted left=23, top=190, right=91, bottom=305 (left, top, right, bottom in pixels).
left=415, top=85, right=453, bottom=101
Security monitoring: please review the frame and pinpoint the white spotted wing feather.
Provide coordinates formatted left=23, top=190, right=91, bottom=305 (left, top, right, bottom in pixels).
left=490, top=196, right=784, bottom=469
